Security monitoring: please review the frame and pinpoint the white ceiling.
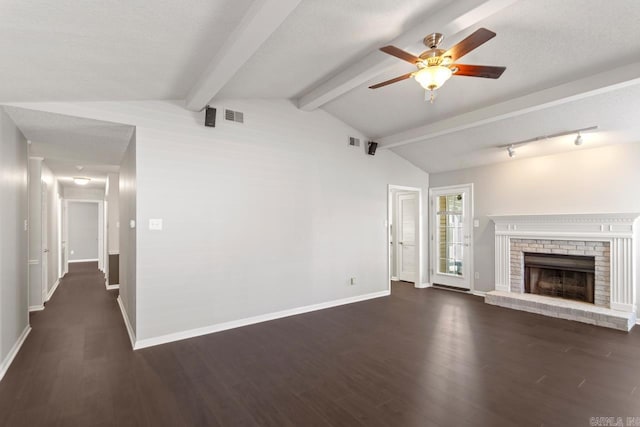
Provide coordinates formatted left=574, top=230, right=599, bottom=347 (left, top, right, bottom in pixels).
left=389, top=84, right=640, bottom=173
left=4, top=107, right=134, bottom=188
left=2, top=0, right=640, bottom=174
left=217, top=0, right=447, bottom=99
left=321, top=0, right=640, bottom=138
left=0, top=0, right=251, bottom=102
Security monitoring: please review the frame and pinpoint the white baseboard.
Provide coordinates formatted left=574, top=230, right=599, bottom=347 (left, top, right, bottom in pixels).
left=471, top=290, right=487, bottom=297
left=68, top=258, right=99, bottom=263
left=108, top=251, right=119, bottom=256
left=117, top=296, right=136, bottom=349
left=134, top=290, right=391, bottom=350
left=46, top=279, right=61, bottom=302
left=391, top=276, right=399, bottom=281
left=28, top=305, right=44, bottom=312
left=0, top=325, right=31, bottom=382
left=106, top=283, right=120, bottom=290
left=415, top=282, right=432, bottom=289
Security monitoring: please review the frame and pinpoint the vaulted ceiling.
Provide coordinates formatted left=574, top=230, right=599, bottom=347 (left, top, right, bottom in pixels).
left=1, top=0, right=639, bottom=173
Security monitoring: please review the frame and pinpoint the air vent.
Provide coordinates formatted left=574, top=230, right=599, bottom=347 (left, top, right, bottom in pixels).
left=225, top=109, right=244, bottom=123
left=348, top=136, right=360, bottom=147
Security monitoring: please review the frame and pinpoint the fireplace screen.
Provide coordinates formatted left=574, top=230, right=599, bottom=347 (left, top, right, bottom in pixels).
left=524, top=253, right=595, bottom=303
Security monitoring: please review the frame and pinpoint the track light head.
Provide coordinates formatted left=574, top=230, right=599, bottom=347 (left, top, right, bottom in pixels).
left=574, top=132, right=583, bottom=146
left=507, top=145, right=516, bottom=158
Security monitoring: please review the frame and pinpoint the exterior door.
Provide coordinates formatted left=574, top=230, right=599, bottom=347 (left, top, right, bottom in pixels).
left=430, top=184, right=473, bottom=289
left=397, top=193, right=417, bottom=282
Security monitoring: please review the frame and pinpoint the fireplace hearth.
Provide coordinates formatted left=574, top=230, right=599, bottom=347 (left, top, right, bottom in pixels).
left=524, top=252, right=595, bottom=303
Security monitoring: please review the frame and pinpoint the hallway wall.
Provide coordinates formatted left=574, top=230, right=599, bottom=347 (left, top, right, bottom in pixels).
left=0, top=108, right=29, bottom=380
left=119, top=134, right=137, bottom=338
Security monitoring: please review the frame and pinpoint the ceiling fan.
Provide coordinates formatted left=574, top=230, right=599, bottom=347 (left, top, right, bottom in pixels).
left=369, top=28, right=506, bottom=102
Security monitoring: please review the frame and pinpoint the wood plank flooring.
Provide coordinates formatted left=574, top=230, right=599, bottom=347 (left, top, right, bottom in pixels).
left=1, top=268, right=640, bottom=426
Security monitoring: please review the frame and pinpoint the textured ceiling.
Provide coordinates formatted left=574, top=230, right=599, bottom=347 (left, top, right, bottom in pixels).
left=4, top=107, right=134, bottom=187
left=389, top=84, right=640, bottom=173
left=217, top=0, right=448, bottom=99
left=2, top=0, right=640, bottom=174
left=321, top=0, right=640, bottom=138
left=0, top=0, right=252, bottom=102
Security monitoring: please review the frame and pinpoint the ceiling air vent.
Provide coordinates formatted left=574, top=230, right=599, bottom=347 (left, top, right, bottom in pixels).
left=348, top=136, right=360, bottom=147
left=225, top=109, right=244, bottom=123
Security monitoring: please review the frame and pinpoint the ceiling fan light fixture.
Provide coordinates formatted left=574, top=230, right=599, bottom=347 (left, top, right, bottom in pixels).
left=574, top=132, right=583, bottom=146
left=507, top=145, right=516, bottom=158
left=414, top=66, right=452, bottom=91
left=73, top=177, right=91, bottom=186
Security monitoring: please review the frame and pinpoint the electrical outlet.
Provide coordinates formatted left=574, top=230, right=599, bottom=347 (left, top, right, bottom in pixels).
left=350, top=277, right=357, bottom=285
left=474, top=272, right=480, bottom=279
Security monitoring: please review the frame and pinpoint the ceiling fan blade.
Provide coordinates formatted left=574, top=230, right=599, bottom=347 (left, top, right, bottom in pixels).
left=369, top=72, right=414, bottom=89
left=379, top=46, right=421, bottom=64
left=443, top=28, right=496, bottom=62
left=452, top=64, right=506, bottom=79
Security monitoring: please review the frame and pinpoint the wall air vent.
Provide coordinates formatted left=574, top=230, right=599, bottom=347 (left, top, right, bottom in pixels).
left=225, top=109, right=244, bottom=123
left=348, top=136, right=360, bottom=147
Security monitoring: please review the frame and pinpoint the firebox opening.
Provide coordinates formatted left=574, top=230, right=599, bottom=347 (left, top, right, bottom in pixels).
left=524, top=252, right=595, bottom=304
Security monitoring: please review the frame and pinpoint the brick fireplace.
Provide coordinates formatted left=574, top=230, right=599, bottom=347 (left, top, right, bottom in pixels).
left=486, top=214, right=639, bottom=331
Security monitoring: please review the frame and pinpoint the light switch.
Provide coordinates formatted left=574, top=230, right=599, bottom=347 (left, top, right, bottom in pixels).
left=129, top=220, right=136, bottom=229
left=149, top=219, right=163, bottom=231
left=473, top=219, right=480, bottom=228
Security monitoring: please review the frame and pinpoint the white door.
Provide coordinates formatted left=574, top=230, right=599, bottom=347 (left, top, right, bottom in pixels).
left=61, top=199, right=68, bottom=275
left=430, top=184, right=473, bottom=289
left=397, top=193, right=417, bottom=282
left=41, top=182, right=49, bottom=301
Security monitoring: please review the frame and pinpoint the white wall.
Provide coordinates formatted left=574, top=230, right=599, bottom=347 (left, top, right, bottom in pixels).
left=67, top=201, right=99, bottom=261
left=119, top=134, right=136, bottom=336
left=106, top=173, right=119, bottom=255
left=0, top=108, right=29, bottom=380
left=429, top=142, right=640, bottom=306
left=12, top=100, right=429, bottom=345
left=63, top=186, right=104, bottom=201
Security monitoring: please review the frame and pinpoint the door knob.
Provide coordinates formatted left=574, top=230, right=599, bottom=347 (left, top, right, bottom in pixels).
left=44, top=249, right=49, bottom=253
left=399, top=242, right=403, bottom=245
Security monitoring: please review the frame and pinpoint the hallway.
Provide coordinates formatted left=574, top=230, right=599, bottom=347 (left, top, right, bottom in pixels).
left=0, top=263, right=134, bottom=425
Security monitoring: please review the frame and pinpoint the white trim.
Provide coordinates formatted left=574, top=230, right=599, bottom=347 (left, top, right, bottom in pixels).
left=106, top=284, right=120, bottom=290
left=471, top=290, right=487, bottom=297
left=429, top=183, right=475, bottom=291
left=391, top=276, right=399, bottom=281
left=28, top=305, right=44, bottom=312
left=117, top=296, right=136, bottom=349
left=415, top=282, right=432, bottom=289
left=46, top=279, right=60, bottom=302
left=0, top=326, right=31, bottom=382
left=388, top=185, right=423, bottom=295
left=108, top=251, right=120, bottom=256
left=134, top=290, right=390, bottom=350
left=68, top=258, right=99, bottom=263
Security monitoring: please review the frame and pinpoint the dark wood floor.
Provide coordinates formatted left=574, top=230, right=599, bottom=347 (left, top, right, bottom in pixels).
left=1, top=271, right=640, bottom=426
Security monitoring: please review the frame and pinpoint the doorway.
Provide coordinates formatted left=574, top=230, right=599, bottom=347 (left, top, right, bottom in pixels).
left=388, top=185, right=422, bottom=289
left=63, top=199, right=105, bottom=273
left=429, top=183, right=474, bottom=290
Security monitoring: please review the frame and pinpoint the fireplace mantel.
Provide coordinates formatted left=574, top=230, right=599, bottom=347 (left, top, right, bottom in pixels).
left=488, top=213, right=640, bottom=239
left=487, top=213, right=640, bottom=330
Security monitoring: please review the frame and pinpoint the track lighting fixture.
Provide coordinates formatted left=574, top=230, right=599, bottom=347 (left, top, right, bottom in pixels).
left=498, top=126, right=597, bottom=159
